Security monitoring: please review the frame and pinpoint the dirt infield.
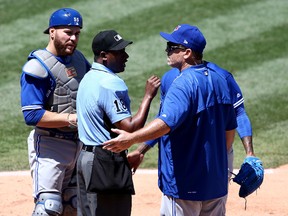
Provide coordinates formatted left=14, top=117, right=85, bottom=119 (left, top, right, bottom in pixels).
left=0, top=165, right=287, bottom=216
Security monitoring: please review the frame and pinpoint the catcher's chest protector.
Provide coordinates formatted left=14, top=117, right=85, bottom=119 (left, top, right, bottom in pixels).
left=31, top=50, right=87, bottom=114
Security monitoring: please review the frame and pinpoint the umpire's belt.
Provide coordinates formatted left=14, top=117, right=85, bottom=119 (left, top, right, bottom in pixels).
left=82, top=144, right=126, bottom=156
left=35, top=128, right=78, bottom=140
left=82, top=144, right=98, bottom=152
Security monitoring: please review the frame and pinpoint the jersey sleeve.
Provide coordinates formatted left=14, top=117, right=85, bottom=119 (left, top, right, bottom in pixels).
left=20, top=72, right=49, bottom=125
left=101, top=78, right=132, bottom=124
left=226, top=73, right=244, bottom=109
left=226, top=74, right=252, bottom=137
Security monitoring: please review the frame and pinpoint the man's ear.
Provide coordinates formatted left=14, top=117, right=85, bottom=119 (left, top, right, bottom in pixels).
left=100, top=51, right=107, bottom=59
left=49, top=28, right=56, bottom=39
left=183, top=48, right=192, bottom=60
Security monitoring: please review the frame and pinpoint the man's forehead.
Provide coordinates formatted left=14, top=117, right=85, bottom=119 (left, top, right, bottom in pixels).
left=55, top=26, right=81, bottom=32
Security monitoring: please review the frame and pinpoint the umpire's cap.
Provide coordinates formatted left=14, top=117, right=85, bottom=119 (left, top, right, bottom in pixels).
left=92, top=30, right=133, bottom=55
left=160, top=24, right=206, bottom=54
left=44, top=8, right=83, bottom=34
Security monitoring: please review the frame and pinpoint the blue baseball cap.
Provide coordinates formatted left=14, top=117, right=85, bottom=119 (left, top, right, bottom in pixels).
left=160, top=24, right=206, bottom=53
left=44, top=8, right=83, bottom=34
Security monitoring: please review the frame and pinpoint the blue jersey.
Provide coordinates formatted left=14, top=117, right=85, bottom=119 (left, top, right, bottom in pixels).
left=157, top=63, right=237, bottom=200
left=146, top=63, right=252, bottom=147
left=77, top=62, right=132, bottom=145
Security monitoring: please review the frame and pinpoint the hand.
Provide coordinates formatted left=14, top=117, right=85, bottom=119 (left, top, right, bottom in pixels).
left=102, top=128, right=135, bottom=153
left=144, top=75, right=161, bottom=99
left=127, top=150, right=144, bottom=174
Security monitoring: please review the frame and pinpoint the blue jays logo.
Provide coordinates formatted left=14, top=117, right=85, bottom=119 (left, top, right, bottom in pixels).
left=174, top=25, right=181, bottom=32
left=65, top=67, right=77, bottom=78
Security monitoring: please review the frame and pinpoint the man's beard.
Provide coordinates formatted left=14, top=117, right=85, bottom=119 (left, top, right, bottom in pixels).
left=54, top=38, right=76, bottom=56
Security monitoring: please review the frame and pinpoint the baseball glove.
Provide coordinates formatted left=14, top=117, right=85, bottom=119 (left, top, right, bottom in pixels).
left=233, top=156, right=264, bottom=198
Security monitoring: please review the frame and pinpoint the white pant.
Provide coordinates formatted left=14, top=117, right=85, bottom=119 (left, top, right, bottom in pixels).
left=159, top=148, right=234, bottom=215
left=160, top=194, right=226, bottom=216
left=28, top=129, right=81, bottom=198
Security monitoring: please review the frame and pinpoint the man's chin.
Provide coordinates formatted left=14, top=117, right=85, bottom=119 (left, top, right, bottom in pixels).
left=65, top=48, right=75, bottom=55
left=167, top=59, right=172, bottom=66
left=167, top=62, right=173, bottom=67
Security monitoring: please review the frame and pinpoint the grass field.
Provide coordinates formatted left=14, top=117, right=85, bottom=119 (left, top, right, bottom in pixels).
left=0, top=0, right=287, bottom=171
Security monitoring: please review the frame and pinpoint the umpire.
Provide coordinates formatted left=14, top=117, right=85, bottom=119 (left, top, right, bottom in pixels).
left=76, top=30, right=160, bottom=216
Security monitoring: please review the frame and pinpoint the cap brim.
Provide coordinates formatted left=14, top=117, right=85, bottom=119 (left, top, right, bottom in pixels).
left=43, top=28, right=49, bottom=34
left=160, top=32, right=178, bottom=44
left=110, top=40, right=133, bottom=51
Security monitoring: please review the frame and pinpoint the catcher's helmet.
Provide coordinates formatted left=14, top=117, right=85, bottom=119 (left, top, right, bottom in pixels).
left=44, top=8, right=83, bottom=34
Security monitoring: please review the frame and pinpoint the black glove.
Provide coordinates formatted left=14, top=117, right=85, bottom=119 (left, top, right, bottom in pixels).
left=233, top=156, right=264, bottom=198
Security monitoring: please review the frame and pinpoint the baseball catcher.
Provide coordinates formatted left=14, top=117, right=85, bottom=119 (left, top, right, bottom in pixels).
left=232, top=156, right=264, bottom=199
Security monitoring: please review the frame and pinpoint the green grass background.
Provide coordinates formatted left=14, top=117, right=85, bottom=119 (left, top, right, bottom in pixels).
left=0, top=0, right=287, bottom=171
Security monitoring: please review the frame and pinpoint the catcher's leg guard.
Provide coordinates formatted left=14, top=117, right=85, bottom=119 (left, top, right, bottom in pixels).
left=32, top=192, right=63, bottom=216
left=62, top=187, right=77, bottom=216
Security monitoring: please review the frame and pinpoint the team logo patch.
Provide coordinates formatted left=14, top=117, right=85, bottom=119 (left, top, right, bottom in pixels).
left=114, top=34, right=123, bottom=41
left=65, top=67, right=77, bottom=78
